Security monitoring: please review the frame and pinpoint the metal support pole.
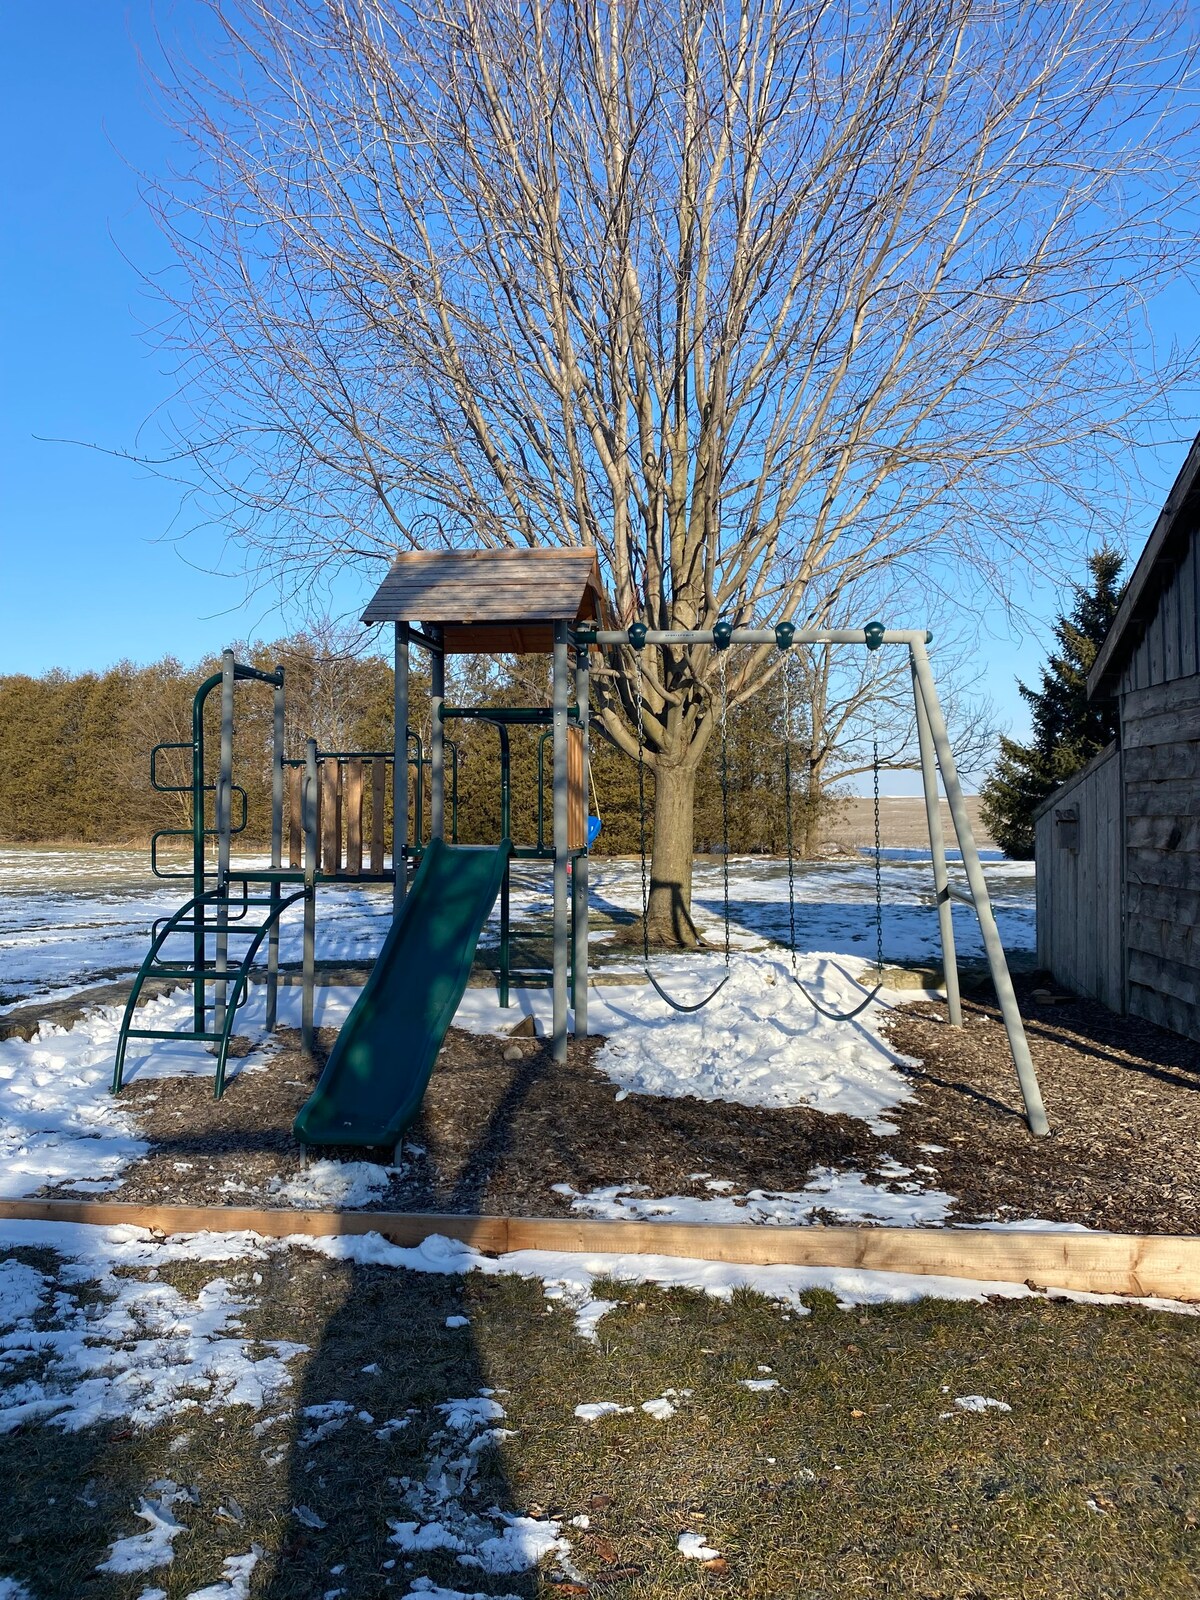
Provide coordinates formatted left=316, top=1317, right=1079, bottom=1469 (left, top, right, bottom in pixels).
left=266, top=667, right=285, bottom=1033
left=552, top=622, right=570, bottom=1062
left=212, top=649, right=235, bottom=1040
left=302, top=737, right=318, bottom=1053
left=430, top=627, right=445, bottom=841
left=499, top=726, right=511, bottom=1009
left=573, top=643, right=590, bottom=1037
left=911, top=660, right=962, bottom=1027
left=910, top=642, right=1049, bottom=1135
left=394, top=624, right=409, bottom=912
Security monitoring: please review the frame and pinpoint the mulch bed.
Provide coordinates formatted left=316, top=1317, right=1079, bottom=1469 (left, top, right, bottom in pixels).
left=881, top=979, right=1200, bottom=1234
left=97, top=976, right=1200, bottom=1234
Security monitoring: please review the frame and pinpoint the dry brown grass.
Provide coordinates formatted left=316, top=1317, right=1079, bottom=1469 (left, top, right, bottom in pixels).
left=3, top=1243, right=1198, bottom=1599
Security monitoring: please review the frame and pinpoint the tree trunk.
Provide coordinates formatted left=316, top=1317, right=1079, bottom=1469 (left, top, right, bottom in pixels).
left=801, top=752, right=826, bottom=860
left=645, top=759, right=703, bottom=949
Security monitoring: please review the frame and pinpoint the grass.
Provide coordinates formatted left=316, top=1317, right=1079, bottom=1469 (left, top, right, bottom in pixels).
left=2, top=1242, right=1198, bottom=1599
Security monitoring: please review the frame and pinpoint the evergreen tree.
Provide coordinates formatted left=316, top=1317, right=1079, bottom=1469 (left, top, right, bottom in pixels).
left=981, top=548, right=1125, bottom=858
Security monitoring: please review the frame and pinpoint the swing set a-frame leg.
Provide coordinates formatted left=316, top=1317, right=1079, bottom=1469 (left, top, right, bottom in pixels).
left=911, top=660, right=963, bottom=1027
left=910, top=641, right=1050, bottom=1137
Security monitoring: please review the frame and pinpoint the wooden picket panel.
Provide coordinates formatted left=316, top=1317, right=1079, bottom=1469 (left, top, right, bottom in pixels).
left=344, top=759, right=364, bottom=876
left=1, top=1199, right=1197, bottom=1302
left=370, top=760, right=387, bottom=873
left=320, top=762, right=342, bottom=874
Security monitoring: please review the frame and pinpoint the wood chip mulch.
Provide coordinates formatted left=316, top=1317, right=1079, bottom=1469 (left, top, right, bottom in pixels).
left=881, top=978, right=1200, bottom=1235
left=94, top=976, right=1200, bottom=1235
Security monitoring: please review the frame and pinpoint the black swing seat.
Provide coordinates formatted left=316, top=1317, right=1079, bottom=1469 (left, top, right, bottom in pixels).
left=644, top=965, right=732, bottom=1014
left=789, top=968, right=883, bottom=1022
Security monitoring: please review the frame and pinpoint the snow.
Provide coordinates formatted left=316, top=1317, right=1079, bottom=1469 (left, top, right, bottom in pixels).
left=574, top=1401, right=633, bottom=1421
left=184, top=1548, right=261, bottom=1600
left=677, top=1532, right=722, bottom=1560
left=268, top=1160, right=392, bottom=1211
left=98, top=1484, right=188, bottom=1574
left=386, top=1388, right=571, bottom=1581
left=454, top=953, right=922, bottom=1133
left=954, top=1395, right=1011, bottom=1413
left=0, top=1260, right=48, bottom=1329
left=2, top=845, right=1033, bottom=1016
left=284, top=1226, right=1198, bottom=1332
left=0, top=1582, right=33, bottom=1600
left=557, top=1162, right=955, bottom=1229
left=2, top=1215, right=1192, bottom=1465
left=0, top=1223, right=304, bottom=1434
left=401, top=1583, right=521, bottom=1600
left=739, top=1378, right=780, bottom=1392
left=445, top=1315, right=470, bottom=1329
left=641, top=1395, right=677, bottom=1420
left=299, top=1400, right=358, bottom=1447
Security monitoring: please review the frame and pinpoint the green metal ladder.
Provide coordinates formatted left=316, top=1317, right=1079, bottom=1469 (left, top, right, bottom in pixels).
left=112, top=651, right=311, bottom=1098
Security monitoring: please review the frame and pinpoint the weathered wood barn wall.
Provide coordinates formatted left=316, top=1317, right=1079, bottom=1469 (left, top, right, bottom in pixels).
left=1036, top=433, right=1200, bottom=1042
left=1033, top=745, right=1123, bottom=1012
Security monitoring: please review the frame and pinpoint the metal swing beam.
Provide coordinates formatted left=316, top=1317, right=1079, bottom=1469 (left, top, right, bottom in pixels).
left=576, top=623, right=1049, bottom=1138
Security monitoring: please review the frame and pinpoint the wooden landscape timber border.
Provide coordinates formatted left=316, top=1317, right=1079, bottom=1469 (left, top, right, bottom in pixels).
left=1, top=1200, right=1197, bottom=1303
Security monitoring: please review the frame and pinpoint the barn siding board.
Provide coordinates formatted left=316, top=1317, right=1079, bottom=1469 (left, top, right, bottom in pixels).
left=1128, top=950, right=1199, bottom=1007
left=1119, top=669, right=1200, bottom=1041
left=1123, top=673, right=1200, bottom=722
left=1034, top=744, right=1122, bottom=1012
left=1178, top=538, right=1197, bottom=677
left=1124, top=741, right=1200, bottom=782
left=1124, top=778, right=1200, bottom=818
left=1128, top=983, right=1200, bottom=1038
left=1164, top=565, right=1181, bottom=681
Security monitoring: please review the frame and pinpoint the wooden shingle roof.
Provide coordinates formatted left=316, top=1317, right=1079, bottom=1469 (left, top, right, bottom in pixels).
left=361, top=547, right=605, bottom=654
left=1088, top=431, right=1200, bottom=698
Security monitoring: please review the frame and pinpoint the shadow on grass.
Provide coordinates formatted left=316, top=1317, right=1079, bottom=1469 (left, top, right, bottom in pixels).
left=258, top=1255, right=540, bottom=1600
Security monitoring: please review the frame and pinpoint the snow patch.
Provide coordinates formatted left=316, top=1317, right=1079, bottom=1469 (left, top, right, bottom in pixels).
left=954, top=1395, right=1011, bottom=1413
left=183, top=1547, right=261, bottom=1600
left=558, top=1161, right=954, bottom=1229
left=677, top=1531, right=722, bottom=1560
left=0, top=1224, right=304, bottom=1433
left=98, top=1483, right=188, bottom=1574
left=268, top=1160, right=392, bottom=1212
left=455, top=953, right=917, bottom=1133
left=574, top=1402, right=633, bottom=1422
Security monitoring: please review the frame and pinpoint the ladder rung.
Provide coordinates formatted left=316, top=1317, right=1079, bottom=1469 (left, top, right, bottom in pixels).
left=124, top=1029, right=225, bottom=1043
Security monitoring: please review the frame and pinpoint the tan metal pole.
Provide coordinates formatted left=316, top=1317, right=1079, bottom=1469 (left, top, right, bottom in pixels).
left=910, top=641, right=1048, bottom=1135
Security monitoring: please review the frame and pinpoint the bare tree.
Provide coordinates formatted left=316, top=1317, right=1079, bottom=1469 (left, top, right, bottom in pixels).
left=144, top=0, right=1198, bottom=941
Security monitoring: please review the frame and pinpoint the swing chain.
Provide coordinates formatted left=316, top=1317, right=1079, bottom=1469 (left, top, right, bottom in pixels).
left=873, top=731, right=884, bottom=975
left=634, top=651, right=649, bottom=965
left=782, top=655, right=797, bottom=972
left=870, top=648, right=884, bottom=976
left=719, top=649, right=731, bottom=970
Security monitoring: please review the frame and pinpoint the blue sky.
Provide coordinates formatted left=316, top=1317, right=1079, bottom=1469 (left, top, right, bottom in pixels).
left=2, top=2, right=1197, bottom=794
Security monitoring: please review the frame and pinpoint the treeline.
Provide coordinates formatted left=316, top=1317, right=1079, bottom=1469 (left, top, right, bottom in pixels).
left=0, top=636, right=828, bottom=856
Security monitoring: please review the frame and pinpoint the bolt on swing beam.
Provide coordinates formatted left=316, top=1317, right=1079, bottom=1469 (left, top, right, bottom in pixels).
left=577, top=627, right=933, bottom=647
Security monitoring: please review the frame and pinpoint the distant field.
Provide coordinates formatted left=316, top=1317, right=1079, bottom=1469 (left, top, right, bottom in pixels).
left=820, top=794, right=997, bottom=851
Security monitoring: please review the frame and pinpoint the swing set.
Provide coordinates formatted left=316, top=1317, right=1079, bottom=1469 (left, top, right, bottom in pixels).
left=595, top=615, right=1049, bottom=1137
left=629, top=620, right=888, bottom=1024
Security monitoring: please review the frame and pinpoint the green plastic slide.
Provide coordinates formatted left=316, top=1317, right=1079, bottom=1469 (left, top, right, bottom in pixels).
left=294, top=837, right=511, bottom=1149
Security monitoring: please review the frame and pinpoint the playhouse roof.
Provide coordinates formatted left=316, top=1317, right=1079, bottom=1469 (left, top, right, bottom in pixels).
left=361, top=546, right=605, bottom=654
